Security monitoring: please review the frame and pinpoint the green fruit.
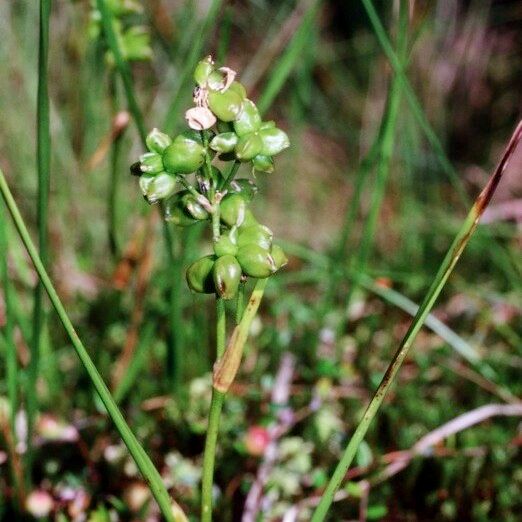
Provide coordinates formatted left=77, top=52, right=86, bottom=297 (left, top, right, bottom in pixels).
left=213, top=235, right=238, bottom=257
left=146, top=128, right=172, bottom=153
left=233, top=100, right=261, bottom=136
left=220, top=194, right=248, bottom=227
left=271, top=244, right=288, bottom=270
left=236, top=245, right=276, bottom=278
left=139, top=152, right=163, bottom=174
left=213, top=255, right=242, bottom=300
left=259, top=128, right=290, bottom=156
left=208, top=89, right=244, bottom=122
left=260, top=120, right=276, bottom=130
left=210, top=132, right=238, bottom=153
left=235, top=133, right=263, bottom=161
left=186, top=255, right=216, bottom=294
left=207, top=70, right=226, bottom=90
left=181, top=192, right=209, bottom=221
left=252, top=154, right=274, bottom=173
left=194, top=56, right=214, bottom=86
left=139, top=172, right=177, bottom=203
left=163, top=133, right=205, bottom=174
left=237, top=224, right=273, bottom=250
left=163, top=192, right=198, bottom=226
left=228, top=81, right=247, bottom=100
left=229, top=178, right=258, bottom=201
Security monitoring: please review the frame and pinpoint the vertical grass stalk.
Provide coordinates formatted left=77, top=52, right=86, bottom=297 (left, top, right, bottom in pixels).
left=0, top=168, right=183, bottom=522
left=310, top=121, right=522, bottom=521
left=27, top=0, right=52, bottom=477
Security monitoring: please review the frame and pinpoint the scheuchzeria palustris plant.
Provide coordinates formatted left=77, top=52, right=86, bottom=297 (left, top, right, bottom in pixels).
left=130, top=55, right=289, bottom=300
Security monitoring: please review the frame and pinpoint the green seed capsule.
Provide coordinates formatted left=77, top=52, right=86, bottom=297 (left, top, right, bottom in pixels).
left=186, top=255, right=216, bottom=294
left=260, top=120, right=276, bottom=130
left=213, top=234, right=238, bottom=257
left=237, top=224, right=273, bottom=250
left=259, top=128, right=290, bottom=156
left=163, top=194, right=198, bottom=226
left=235, top=133, right=263, bottom=162
left=208, top=89, right=244, bottom=122
left=163, top=133, right=205, bottom=174
left=242, top=209, right=259, bottom=227
left=181, top=192, right=209, bottom=221
left=228, top=81, right=247, bottom=100
left=252, top=154, right=274, bottom=173
left=210, top=132, right=239, bottom=153
left=271, top=244, right=288, bottom=270
left=229, top=178, right=258, bottom=201
left=237, top=244, right=276, bottom=278
left=139, top=152, right=164, bottom=174
left=194, top=55, right=214, bottom=86
left=146, top=128, right=172, bottom=153
left=207, top=70, right=227, bottom=90
left=139, top=172, right=177, bottom=204
left=213, top=255, right=242, bottom=300
left=233, top=100, right=261, bottom=137
left=220, top=194, right=248, bottom=227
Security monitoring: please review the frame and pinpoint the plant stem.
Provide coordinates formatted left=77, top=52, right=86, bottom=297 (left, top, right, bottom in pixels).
left=28, top=0, right=52, bottom=479
left=201, top=299, right=226, bottom=522
left=310, top=121, right=522, bottom=521
left=96, top=0, right=146, bottom=142
left=96, top=0, right=183, bottom=391
left=0, top=206, right=22, bottom=507
left=0, top=169, right=182, bottom=522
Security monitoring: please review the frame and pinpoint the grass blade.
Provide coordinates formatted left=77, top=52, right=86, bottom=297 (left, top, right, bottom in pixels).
left=0, top=169, right=185, bottom=522
left=310, top=121, right=522, bottom=521
left=257, top=0, right=322, bottom=115
left=27, top=0, right=52, bottom=478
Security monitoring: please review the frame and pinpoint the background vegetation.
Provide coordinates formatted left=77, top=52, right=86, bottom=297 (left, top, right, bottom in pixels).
left=0, top=0, right=521, bottom=520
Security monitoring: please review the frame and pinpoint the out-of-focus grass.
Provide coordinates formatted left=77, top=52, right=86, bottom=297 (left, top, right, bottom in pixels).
left=0, top=1, right=521, bottom=520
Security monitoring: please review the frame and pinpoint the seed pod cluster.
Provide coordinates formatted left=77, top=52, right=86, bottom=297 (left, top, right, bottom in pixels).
left=186, top=193, right=288, bottom=300
left=130, top=56, right=290, bottom=298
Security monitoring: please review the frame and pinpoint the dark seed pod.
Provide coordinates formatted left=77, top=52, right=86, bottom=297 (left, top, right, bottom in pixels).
left=186, top=255, right=216, bottom=294
left=237, top=224, right=273, bottom=250
left=213, top=255, right=242, bottom=299
left=163, top=132, right=205, bottom=174
left=236, top=244, right=276, bottom=278
left=220, top=194, right=248, bottom=227
left=130, top=161, right=142, bottom=176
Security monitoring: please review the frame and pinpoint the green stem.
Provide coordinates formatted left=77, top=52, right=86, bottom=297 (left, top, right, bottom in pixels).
left=0, top=206, right=21, bottom=505
left=28, top=0, right=52, bottom=480
left=310, top=121, right=522, bottom=521
left=96, top=0, right=183, bottom=393
left=0, top=169, right=181, bottom=522
left=96, top=0, right=147, bottom=142
left=200, top=299, right=226, bottom=522
left=219, top=160, right=240, bottom=192
left=108, top=72, right=123, bottom=257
